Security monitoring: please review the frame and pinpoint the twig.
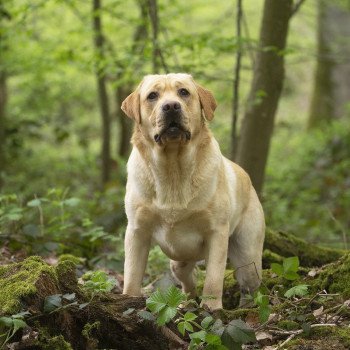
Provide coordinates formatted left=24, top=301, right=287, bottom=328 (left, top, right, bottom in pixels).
left=273, top=324, right=337, bottom=350
left=159, top=325, right=188, bottom=348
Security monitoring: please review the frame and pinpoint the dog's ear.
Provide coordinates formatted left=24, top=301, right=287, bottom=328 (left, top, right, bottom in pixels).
left=121, top=90, right=141, bottom=123
left=196, top=84, right=217, bottom=121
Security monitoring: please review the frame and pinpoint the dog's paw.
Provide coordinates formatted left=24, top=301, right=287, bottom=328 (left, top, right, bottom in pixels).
left=200, top=299, right=223, bottom=311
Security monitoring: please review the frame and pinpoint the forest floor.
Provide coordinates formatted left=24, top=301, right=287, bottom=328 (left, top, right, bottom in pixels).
left=1, top=230, right=350, bottom=350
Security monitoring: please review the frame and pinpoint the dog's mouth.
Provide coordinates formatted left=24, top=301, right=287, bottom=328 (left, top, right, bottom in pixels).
left=154, top=121, right=191, bottom=143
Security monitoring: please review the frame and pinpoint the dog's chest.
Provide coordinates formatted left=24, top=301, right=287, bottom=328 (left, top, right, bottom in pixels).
left=152, top=210, right=208, bottom=261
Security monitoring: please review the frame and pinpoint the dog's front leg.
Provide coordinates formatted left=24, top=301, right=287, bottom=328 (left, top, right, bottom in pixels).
left=201, top=224, right=229, bottom=310
left=123, top=225, right=151, bottom=296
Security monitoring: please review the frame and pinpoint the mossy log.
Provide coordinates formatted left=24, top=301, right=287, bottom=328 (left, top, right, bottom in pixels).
left=263, top=229, right=346, bottom=267
left=0, top=257, right=178, bottom=350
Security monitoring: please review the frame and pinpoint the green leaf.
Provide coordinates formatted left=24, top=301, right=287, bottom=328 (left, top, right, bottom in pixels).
left=0, top=317, right=14, bottom=328
left=63, top=197, right=81, bottom=207
left=137, top=310, right=155, bottom=321
left=271, top=263, right=283, bottom=276
left=201, top=315, right=214, bottom=329
left=184, top=312, right=197, bottom=322
left=190, top=330, right=207, bottom=341
left=27, top=198, right=42, bottom=207
left=258, top=305, right=271, bottom=323
left=122, top=308, right=135, bottom=316
left=283, top=271, right=300, bottom=281
left=62, top=293, right=76, bottom=301
left=283, top=256, right=299, bottom=273
left=146, top=289, right=167, bottom=313
left=254, top=291, right=269, bottom=306
left=205, top=333, right=222, bottom=345
left=222, top=319, right=256, bottom=347
left=178, top=321, right=186, bottom=336
left=165, top=285, right=186, bottom=308
left=157, top=306, right=177, bottom=326
left=12, top=319, right=27, bottom=332
left=44, top=294, right=62, bottom=313
left=284, top=284, right=309, bottom=298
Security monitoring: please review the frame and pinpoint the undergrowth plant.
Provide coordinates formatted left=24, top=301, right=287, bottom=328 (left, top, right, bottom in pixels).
left=142, top=285, right=256, bottom=350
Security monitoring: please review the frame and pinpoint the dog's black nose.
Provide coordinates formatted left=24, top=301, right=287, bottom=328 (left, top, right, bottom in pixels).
left=162, top=101, right=181, bottom=112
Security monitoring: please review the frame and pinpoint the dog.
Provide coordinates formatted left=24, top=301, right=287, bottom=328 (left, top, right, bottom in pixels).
left=121, top=73, right=265, bottom=310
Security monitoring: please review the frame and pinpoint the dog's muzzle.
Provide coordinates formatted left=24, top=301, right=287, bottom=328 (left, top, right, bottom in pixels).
left=154, top=101, right=191, bottom=143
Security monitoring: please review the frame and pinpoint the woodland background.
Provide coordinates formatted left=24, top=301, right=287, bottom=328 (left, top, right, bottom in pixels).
left=0, top=0, right=350, bottom=305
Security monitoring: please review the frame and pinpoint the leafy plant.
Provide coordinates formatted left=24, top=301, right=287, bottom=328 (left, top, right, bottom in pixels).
left=284, top=284, right=309, bottom=298
left=254, top=290, right=271, bottom=323
left=144, top=285, right=257, bottom=349
left=0, top=311, right=29, bottom=348
left=271, top=256, right=300, bottom=280
left=82, top=270, right=116, bottom=294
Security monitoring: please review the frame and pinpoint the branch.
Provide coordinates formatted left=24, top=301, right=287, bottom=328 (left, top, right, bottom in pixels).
left=290, top=0, right=306, bottom=18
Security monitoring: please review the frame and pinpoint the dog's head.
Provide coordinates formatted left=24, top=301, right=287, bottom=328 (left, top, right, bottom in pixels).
left=121, top=73, right=217, bottom=146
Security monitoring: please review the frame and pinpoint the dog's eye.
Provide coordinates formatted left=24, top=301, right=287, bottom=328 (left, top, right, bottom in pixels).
left=147, top=91, right=158, bottom=100
left=178, top=88, right=190, bottom=97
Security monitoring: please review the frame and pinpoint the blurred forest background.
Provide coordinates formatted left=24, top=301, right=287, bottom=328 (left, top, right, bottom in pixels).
left=0, top=0, right=349, bottom=273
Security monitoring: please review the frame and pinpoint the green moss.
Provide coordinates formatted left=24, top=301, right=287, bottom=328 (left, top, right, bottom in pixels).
left=277, top=320, right=299, bottom=330
left=317, top=253, right=350, bottom=298
left=36, top=328, right=73, bottom=350
left=58, top=254, right=83, bottom=265
left=82, top=321, right=100, bottom=348
left=216, top=308, right=258, bottom=322
left=0, top=256, right=57, bottom=316
left=262, top=249, right=283, bottom=268
left=265, top=229, right=345, bottom=267
left=285, top=326, right=350, bottom=350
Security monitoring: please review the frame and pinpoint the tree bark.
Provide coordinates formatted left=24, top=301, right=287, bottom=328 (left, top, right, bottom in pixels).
left=308, top=0, right=350, bottom=129
left=230, top=0, right=242, bottom=160
left=235, top=0, right=292, bottom=195
left=92, top=0, right=111, bottom=185
left=116, top=86, right=133, bottom=158
left=115, top=0, right=148, bottom=159
left=0, top=6, right=10, bottom=190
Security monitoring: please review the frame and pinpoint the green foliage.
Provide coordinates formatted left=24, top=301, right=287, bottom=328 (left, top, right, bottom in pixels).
left=82, top=271, right=116, bottom=294
left=0, top=311, right=29, bottom=348
left=271, top=256, right=300, bottom=281
left=284, top=284, right=309, bottom=298
left=144, top=285, right=257, bottom=349
left=265, top=119, right=350, bottom=248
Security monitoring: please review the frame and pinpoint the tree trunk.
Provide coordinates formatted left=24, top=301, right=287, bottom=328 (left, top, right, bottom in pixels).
left=0, top=6, right=10, bottom=190
left=308, top=0, right=350, bottom=129
left=116, top=86, right=133, bottom=158
left=235, top=0, right=292, bottom=195
left=115, top=0, right=148, bottom=159
left=92, top=0, right=111, bottom=185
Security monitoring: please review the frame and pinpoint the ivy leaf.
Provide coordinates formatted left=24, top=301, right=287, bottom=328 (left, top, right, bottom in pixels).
left=284, top=284, right=309, bottom=298
left=63, top=197, right=81, bottom=207
left=44, top=294, right=62, bottom=313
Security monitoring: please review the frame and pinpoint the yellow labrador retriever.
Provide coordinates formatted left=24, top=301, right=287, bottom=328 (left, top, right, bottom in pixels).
left=121, top=73, right=265, bottom=310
